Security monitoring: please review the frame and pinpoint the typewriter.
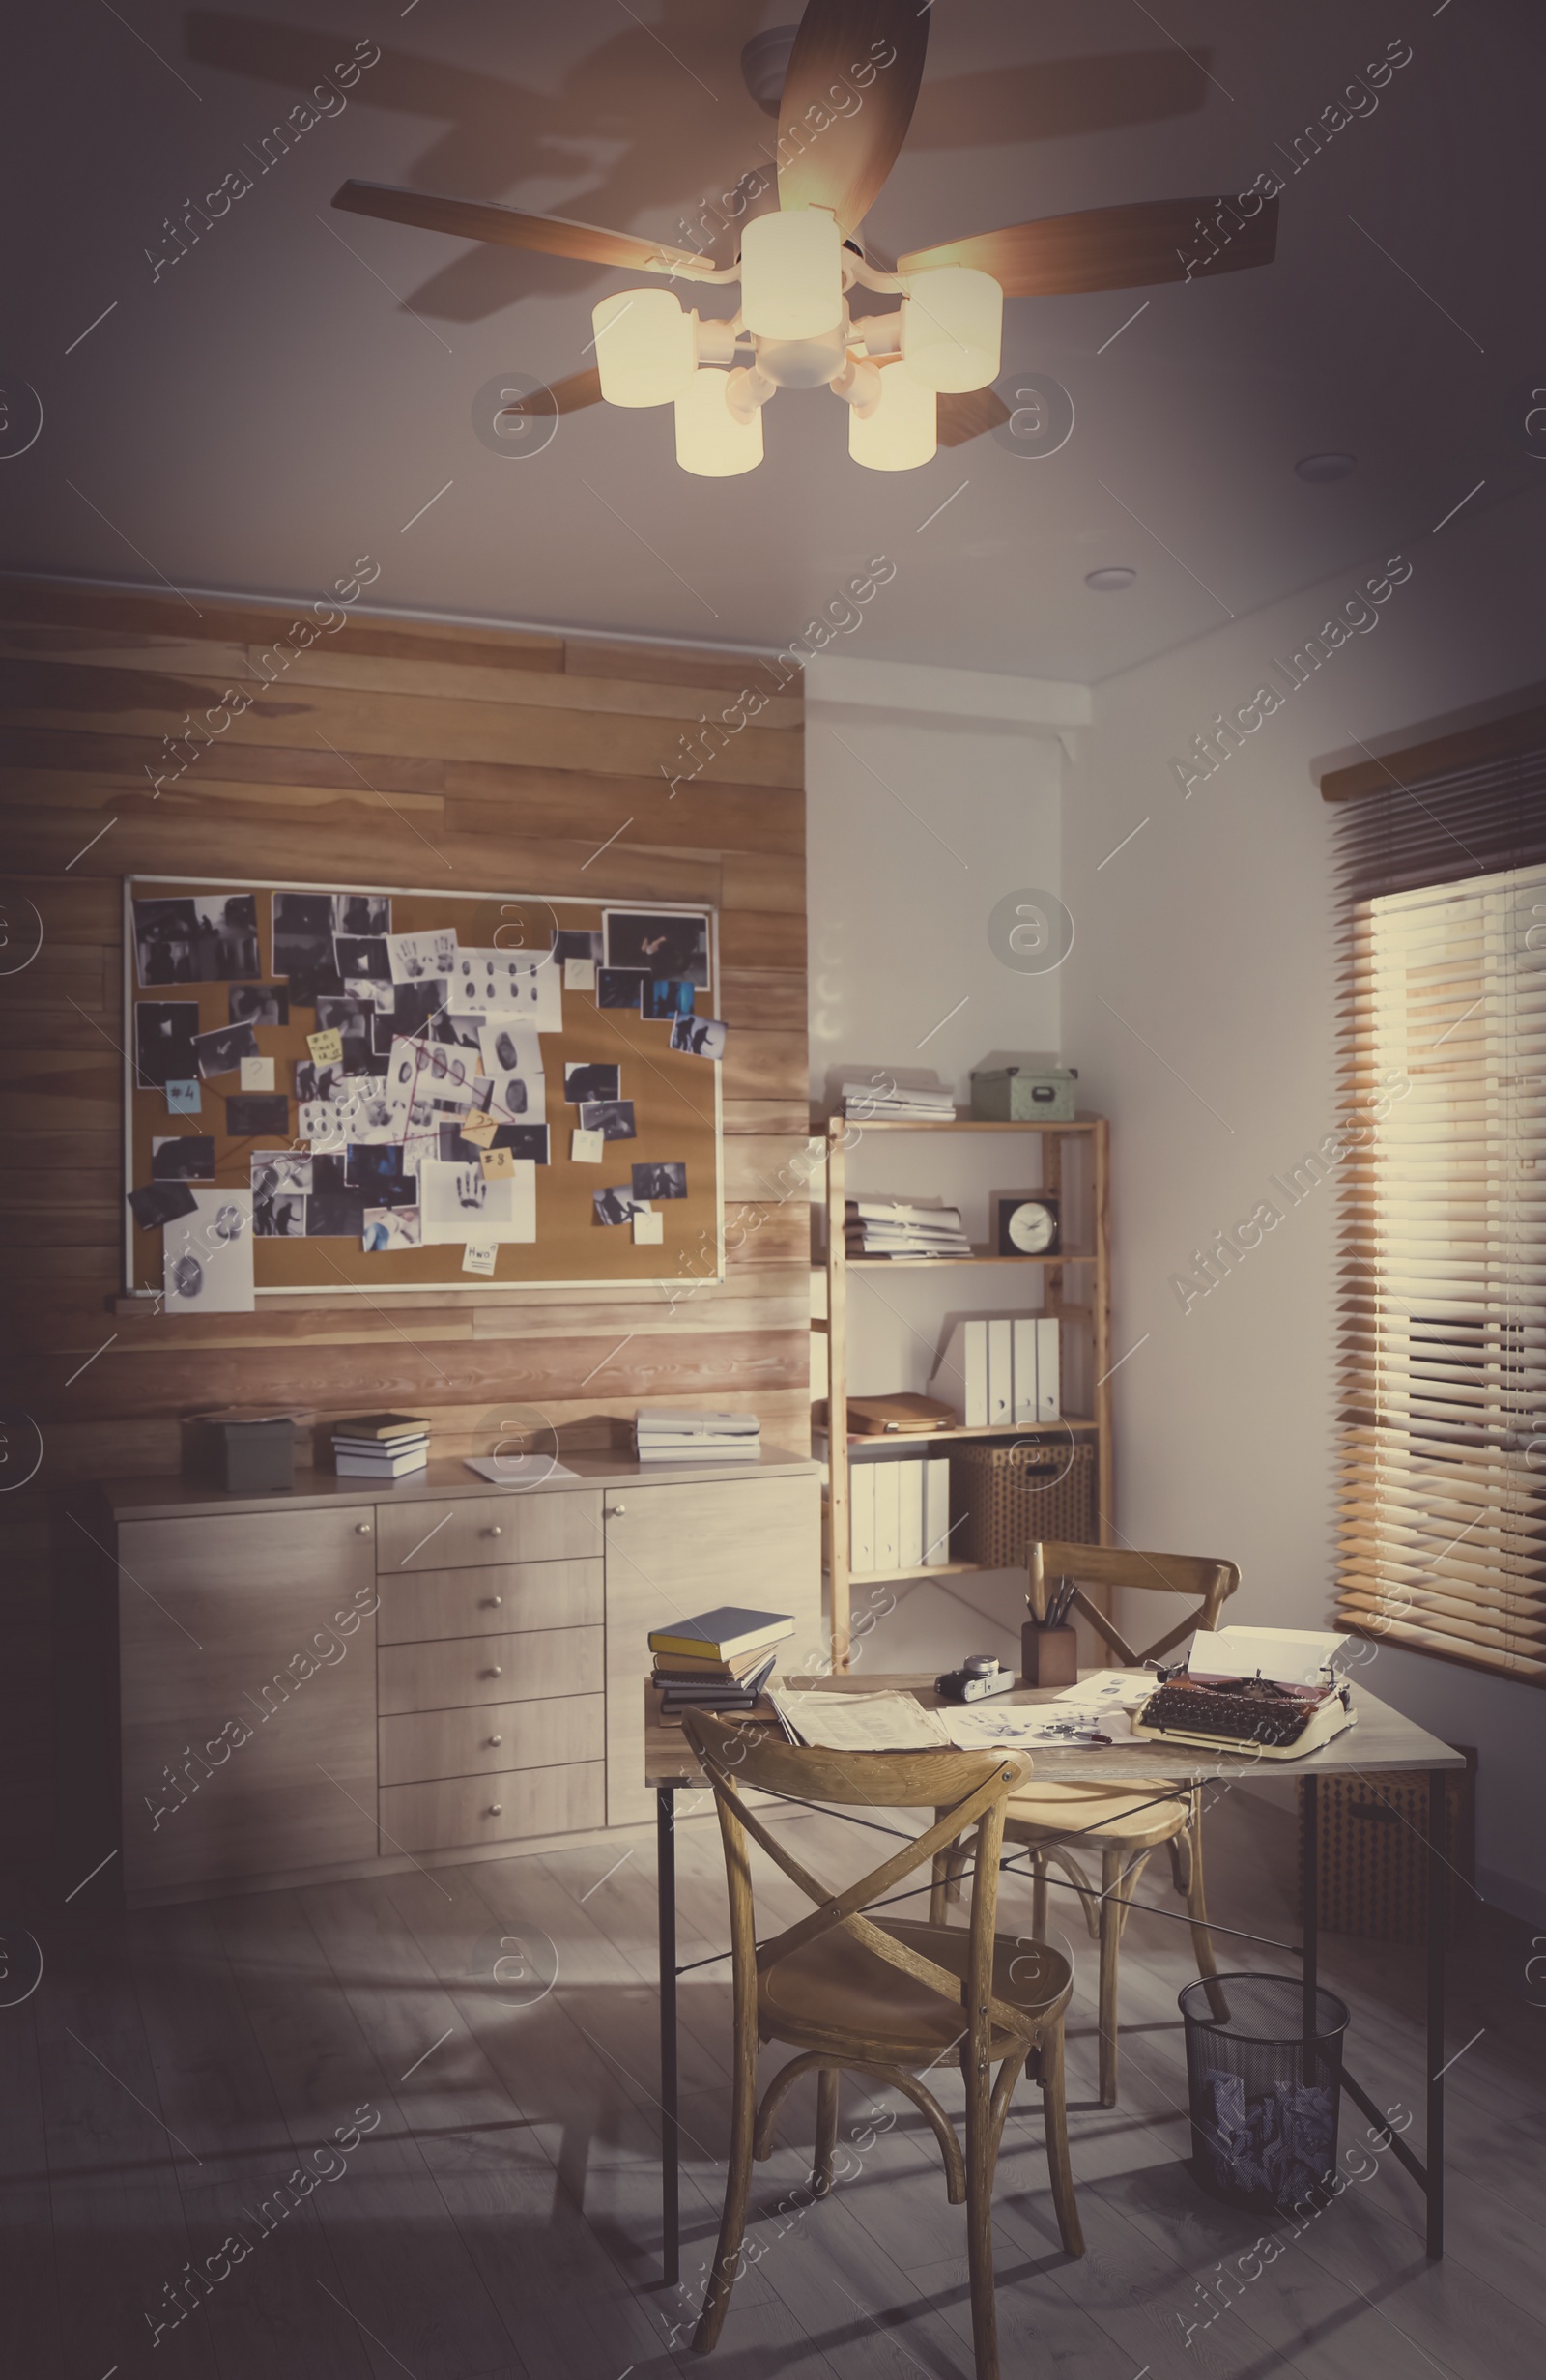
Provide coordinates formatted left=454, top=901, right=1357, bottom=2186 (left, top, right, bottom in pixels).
left=1131, top=1626, right=1356, bottom=1761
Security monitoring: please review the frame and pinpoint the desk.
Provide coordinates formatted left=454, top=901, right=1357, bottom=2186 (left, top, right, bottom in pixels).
left=645, top=1670, right=1465, bottom=2284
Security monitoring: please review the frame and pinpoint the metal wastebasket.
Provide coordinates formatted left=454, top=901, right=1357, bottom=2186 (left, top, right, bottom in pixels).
left=1180, top=1973, right=1350, bottom=2212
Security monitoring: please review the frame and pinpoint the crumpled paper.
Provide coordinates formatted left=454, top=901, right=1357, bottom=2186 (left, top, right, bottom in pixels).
left=1195, top=2068, right=1337, bottom=2208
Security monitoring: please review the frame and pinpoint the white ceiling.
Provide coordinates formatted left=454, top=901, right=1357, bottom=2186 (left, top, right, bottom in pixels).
left=5, top=0, right=1542, bottom=679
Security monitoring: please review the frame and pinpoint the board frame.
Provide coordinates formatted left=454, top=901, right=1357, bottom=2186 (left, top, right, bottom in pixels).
left=121, top=873, right=724, bottom=1297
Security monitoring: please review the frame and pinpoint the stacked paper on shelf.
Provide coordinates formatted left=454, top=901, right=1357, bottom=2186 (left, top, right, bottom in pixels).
left=636, top=1410, right=761, bottom=1462
left=845, top=1198, right=971, bottom=1260
left=840, top=1081, right=955, bottom=1123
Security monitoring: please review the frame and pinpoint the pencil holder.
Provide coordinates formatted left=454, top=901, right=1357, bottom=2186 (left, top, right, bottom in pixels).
left=1020, top=1622, right=1078, bottom=1689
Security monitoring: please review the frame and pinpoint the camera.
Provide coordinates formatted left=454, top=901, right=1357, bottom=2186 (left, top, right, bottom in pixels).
left=933, top=1653, right=1016, bottom=1704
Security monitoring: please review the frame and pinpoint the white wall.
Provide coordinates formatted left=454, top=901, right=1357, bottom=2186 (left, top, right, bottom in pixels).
left=804, top=655, right=1086, bottom=1677
left=1060, top=491, right=1546, bottom=1919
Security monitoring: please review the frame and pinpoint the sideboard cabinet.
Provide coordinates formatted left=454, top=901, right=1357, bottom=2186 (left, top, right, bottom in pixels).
left=72, top=1450, right=820, bottom=1903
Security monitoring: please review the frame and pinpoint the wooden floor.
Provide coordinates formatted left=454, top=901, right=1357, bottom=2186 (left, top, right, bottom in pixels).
left=4, top=1786, right=1542, bottom=2380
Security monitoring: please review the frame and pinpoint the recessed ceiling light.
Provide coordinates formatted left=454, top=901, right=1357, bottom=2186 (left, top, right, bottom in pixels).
left=1295, top=452, right=1357, bottom=483
left=1085, top=566, right=1136, bottom=591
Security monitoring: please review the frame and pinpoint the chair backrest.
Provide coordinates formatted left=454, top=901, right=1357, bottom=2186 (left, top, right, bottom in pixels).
left=682, top=1711, right=1036, bottom=2045
left=1028, top=1539, right=1240, bottom=1668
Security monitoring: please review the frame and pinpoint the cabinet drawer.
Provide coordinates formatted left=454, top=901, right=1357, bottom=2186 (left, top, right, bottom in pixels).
left=374, top=1491, right=602, bottom=1573
left=376, top=1559, right=602, bottom=1646
left=378, top=1624, right=603, bottom=1716
left=380, top=1761, right=604, bottom=1853
left=379, top=1694, right=605, bottom=1787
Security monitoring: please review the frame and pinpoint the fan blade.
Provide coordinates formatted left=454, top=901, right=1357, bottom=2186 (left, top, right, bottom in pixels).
left=777, top=0, right=930, bottom=232
left=936, top=387, right=1012, bottom=447
left=501, top=370, right=603, bottom=418
left=901, top=193, right=1278, bottom=296
left=332, top=181, right=715, bottom=279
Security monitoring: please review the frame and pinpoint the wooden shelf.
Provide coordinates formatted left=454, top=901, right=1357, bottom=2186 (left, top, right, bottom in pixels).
left=842, top=1419, right=1100, bottom=1448
left=845, top=1249, right=1096, bottom=1268
left=820, top=1113, right=1098, bottom=1133
left=838, top=1559, right=989, bottom=1586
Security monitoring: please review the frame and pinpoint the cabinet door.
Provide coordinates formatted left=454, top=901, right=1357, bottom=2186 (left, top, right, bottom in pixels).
left=604, top=1473, right=821, bottom=1825
left=118, top=1507, right=378, bottom=1894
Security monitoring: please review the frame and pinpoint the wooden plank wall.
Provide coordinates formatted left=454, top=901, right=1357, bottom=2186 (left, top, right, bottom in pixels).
left=0, top=578, right=811, bottom=1884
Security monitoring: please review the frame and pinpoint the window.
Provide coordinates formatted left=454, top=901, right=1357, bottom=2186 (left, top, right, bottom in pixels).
left=1332, top=729, right=1546, bottom=1681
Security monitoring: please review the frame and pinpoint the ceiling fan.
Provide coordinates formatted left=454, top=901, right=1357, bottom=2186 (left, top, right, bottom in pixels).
left=332, top=0, right=1276, bottom=476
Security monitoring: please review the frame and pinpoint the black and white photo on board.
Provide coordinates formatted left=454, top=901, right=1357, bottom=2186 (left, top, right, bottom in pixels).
left=478, top=1021, right=543, bottom=1081
left=554, top=929, right=602, bottom=964
left=226, top=984, right=284, bottom=1032
left=578, top=1099, right=636, bottom=1142
left=304, top=1155, right=365, bottom=1238
left=225, top=1093, right=291, bottom=1139
left=333, top=891, right=391, bottom=937
left=132, top=891, right=261, bottom=986
left=251, top=1150, right=312, bottom=1198
left=631, top=1161, right=687, bottom=1201
left=563, top=1061, right=619, bottom=1105
left=253, top=1191, right=306, bottom=1237
left=298, top=1098, right=346, bottom=1147
left=344, top=975, right=395, bottom=1014
left=387, top=927, right=457, bottom=984
left=315, top=993, right=386, bottom=1076
left=132, top=898, right=200, bottom=986
left=194, top=1021, right=259, bottom=1080
left=134, top=1001, right=199, bottom=1089
left=272, top=891, right=343, bottom=1003
left=604, top=910, right=710, bottom=987
left=597, top=969, right=645, bottom=1010
left=346, top=1144, right=419, bottom=1205
left=391, top=979, right=450, bottom=1042
left=162, top=1190, right=255, bottom=1314
left=592, top=1184, right=645, bottom=1227
left=671, top=1014, right=727, bottom=1060
left=450, top=947, right=562, bottom=1031
left=333, top=934, right=392, bottom=984
left=190, top=892, right=260, bottom=980
left=127, top=1178, right=197, bottom=1232
left=151, top=1135, right=215, bottom=1182
left=296, top=1057, right=347, bottom=1105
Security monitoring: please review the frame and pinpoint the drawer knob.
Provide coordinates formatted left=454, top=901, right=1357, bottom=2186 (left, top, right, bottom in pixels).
left=482, top=1525, right=503, bottom=1537
left=484, top=1594, right=503, bottom=1607
left=605, top=1503, right=626, bottom=1517
left=354, top=1522, right=372, bottom=1536
left=486, top=1803, right=502, bottom=1816
left=487, top=1734, right=502, bottom=1746
left=484, top=1666, right=502, bottom=1677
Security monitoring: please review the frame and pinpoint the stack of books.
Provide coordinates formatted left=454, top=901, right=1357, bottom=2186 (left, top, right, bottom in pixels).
left=649, top=1605, right=794, bottom=1713
left=845, top=1198, right=971, bottom=1261
left=636, top=1411, right=761, bottom=1463
left=331, top=1413, right=430, bottom=1478
left=841, top=1080, right=956, bottom=1124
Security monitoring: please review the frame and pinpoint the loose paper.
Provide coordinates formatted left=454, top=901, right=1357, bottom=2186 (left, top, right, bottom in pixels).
left=464, top=1454, right=580, bottom=1483
left=632, top=1209, right=664, bottom=1244
left=387, top=928, right=457, bottom=985
left=461, top=1240, right=498, bottom=1276
left=161, top=1189, right=255, bottom=1314
left=450, top=949, right=562, bottom=1029
left=420, top=1156, right=536, bottom=1245
left=571, top=1128, right=604, bottom=1163
left=240, top=1055, right=275, bottom=1092
left=769, top=1691, right=949, bottom=1753
left=563, top=958, right=596, bottom=992
left=938, top=1705, right=1131, bottom=1750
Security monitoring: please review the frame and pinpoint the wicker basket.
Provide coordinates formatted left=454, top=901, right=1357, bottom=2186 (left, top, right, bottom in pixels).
left=1298, top=1751, right=1474, bottom=1946
left=949, top=1442, right=1097, bottom=1569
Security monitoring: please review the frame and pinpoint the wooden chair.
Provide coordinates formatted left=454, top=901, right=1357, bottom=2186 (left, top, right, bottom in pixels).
left=682, top=1710, right=1084, bottom=2378
left=930, top=1541, right=1240, bottom=2108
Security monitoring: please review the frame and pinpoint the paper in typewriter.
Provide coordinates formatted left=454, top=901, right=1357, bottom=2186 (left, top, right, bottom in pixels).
left=1188, top=1627, right=1348, bottom=1684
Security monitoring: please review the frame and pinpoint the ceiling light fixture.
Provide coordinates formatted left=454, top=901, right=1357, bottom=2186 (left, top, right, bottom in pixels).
left=1295, top=452, right=1357, bottom=482
left=1085, top=566, right=1136, bottom=591
left=332, top=0, right=1282, bottom=481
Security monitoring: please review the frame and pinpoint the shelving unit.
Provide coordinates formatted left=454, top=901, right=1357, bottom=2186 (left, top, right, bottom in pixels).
left=816, top=1111, right=1111, bottom=1665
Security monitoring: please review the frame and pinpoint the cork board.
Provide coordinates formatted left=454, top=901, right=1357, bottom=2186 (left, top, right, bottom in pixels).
left=122, top=875, right=723, bottom=1294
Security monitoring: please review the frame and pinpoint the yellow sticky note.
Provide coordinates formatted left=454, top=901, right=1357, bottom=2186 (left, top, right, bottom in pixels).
left=462, top=1109, right=499, bottom=1144
left=480, top=1146, right=516, bottom=1180
left=462, top=1241, right=498, bottom=1276
left=307, top=1028, right=343, bottom=1065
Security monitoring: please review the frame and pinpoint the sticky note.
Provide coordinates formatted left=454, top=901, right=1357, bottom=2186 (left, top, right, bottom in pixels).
left=632, top=1210, right=664, bottom=1245
left=307, top=1028, right=344, bottom=1066
left=461, top=1109, right=499, bottom=1144
left=240, top=1056, right=275, bottom=1092
left=165, top=1079, right=200, bottom=1114
left=571, top=1128, right=604, bottom=1163
left=564, top=958, right=596, bottom=992
left=462, top=1241, right=498, bottom=1276
left=479, top=1146, right=515, bottom=1181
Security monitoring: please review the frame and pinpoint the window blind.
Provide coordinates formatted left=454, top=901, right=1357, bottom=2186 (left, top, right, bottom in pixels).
left=1333, top=739, right=1546, bottom=1682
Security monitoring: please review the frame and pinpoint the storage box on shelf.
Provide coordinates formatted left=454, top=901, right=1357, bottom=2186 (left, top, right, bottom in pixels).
left=815, top=1109, right=1111, bottom=1664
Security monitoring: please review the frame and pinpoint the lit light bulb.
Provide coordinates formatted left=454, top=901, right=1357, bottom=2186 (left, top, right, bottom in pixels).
left=675, top=369, right=763, bottom=476
left=901, top=267, right=1003, bottom=393
left=591, top=289, right=697, bottom=407
left=848, top=366, right=936, bottom=471
left=739, top=209, right=843, bottom=342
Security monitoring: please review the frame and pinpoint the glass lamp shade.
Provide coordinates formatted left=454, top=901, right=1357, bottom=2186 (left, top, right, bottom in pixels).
left=848, top=366, right=936, bottom=471
left=591, top=289, right=697, bottom=407
left=674, top=370, right=763, bottom=475
left=739, top=209, right=843, bottom=341
left=902, top=266, right=1003, bottom=393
